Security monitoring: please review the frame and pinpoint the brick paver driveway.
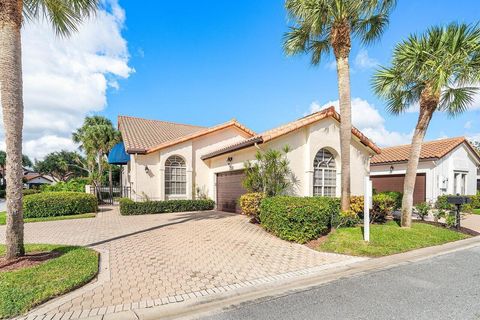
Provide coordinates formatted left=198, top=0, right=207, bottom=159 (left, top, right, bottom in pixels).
left=0, top=207, right=360, bottom=319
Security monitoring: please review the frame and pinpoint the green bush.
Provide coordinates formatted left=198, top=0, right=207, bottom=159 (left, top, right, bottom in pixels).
left=259, top=196, right=340, bottom=243
left=415, top=202, right=430, bottom=221
left=41, top=178, right=90, bottom=193
left=119, top=198, right=215, bottom=215
left=23, top=189, right=41, bottom=196
left=378, top=191, right=402, bottom=210
left=436, top=194, right=472, bottom=213
left=239, top=192, right=265, bottom=223
left=371, top=193, right=396, bottom=222
left=333, top=210, right=360, bottom=228
left=23, top=192, right=98, bottom=218
left=469, top=194, right=480, bottom=209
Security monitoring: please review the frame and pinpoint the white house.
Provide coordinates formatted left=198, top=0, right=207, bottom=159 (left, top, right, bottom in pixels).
left=370, top=137, right=480, bottom=204
left=118, top=106, right=380, bottom=212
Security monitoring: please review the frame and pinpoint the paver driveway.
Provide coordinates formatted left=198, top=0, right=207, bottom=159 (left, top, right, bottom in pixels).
left=0, top=207, right=360, bottom=319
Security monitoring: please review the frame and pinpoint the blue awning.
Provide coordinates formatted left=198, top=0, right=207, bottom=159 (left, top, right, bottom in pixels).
left=108, top=142, right=130, bottom=165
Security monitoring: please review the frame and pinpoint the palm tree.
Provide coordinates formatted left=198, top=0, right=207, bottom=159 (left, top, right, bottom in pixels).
left=373, top=23, right=480, bottom=227
left=0, top=0, right=98, bottom=260
left=72, top=116, right=121, bottom=200
left=283, top=0, right=396, bottom=211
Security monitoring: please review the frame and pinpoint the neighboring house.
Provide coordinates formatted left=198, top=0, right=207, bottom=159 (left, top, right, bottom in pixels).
left=118, top=106, right=379, bottom=212
left=23, top=171, right=55, bottom=189
left=370, top=137, right=480, bottom=204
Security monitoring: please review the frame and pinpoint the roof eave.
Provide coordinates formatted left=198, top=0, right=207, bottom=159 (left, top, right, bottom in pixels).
left=201, top=136, right=263, bottom=160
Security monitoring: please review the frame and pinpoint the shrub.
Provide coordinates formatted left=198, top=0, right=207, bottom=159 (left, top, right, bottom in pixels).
left=436, top=194, right=472, bottom=213
left=378, top=191, right=402, bottom=210
left=239, top=192, right=265, bottom=223
left=23, top=189, right=41, bottom=196
left=349, top=196, right=364, bottom=214
left=23, top=192, right=98, bottom=218
left=259, top=196, right=339, bottom=243
left=415, top=202, right=430, bottom=221
left=470, top=194, right=480, bottom=209
left=41, top=178, right=90, bottom=193
left=445, top=212, right=457, bottom=228
left=371, top=193, right=395, bottom=222
left=333, top=210, right=360, bottom=228
left=119, top=198, right=215, bottom=215
left=433, top=209, right=446, bottom=222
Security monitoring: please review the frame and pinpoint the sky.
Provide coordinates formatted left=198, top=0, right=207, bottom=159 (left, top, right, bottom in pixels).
left=5, top=0, right=480, bottom=159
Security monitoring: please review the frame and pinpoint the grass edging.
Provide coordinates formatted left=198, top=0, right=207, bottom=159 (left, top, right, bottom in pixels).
left=0, top=212, right=96, bottom=225
left=317, top=221, right=469, bottom=257
left=0, top=244, right=99, bottom=318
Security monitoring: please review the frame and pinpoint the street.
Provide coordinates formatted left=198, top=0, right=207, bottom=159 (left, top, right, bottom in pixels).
left=197, top=245, right=480, bottom=320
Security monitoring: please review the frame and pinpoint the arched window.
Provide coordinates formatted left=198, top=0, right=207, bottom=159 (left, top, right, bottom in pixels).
left=165, top=156, right=186, bottom=196
left=313, top=149, right=336, bottom=197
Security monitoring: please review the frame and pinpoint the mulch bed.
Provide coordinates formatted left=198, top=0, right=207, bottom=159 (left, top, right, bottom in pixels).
left=0, top=251, right=62, bottom=272
left=417, top=220, right=480, bottom=236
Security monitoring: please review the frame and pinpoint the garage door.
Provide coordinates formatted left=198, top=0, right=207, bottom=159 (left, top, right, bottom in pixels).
left=216, top=170, right=246, bottom=213
left=371, top=173, right=426, bottom=204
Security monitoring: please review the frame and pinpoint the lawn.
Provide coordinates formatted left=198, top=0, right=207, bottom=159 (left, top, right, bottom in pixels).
left=0, top=244, right=98, bottom=318
left=318, top=221, right=469, bottom=257
left=472, top=209, right=480, bottom=215
left=0, top=212, right=95, bottom=225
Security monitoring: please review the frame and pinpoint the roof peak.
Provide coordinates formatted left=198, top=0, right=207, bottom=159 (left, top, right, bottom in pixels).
left=380, top=136, right=465, bottom=151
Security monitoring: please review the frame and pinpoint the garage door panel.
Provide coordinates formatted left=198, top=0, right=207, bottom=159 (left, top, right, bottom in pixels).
left=371, top=173, right=426, bottom=204
left=216, top=170, right=246, bottom=213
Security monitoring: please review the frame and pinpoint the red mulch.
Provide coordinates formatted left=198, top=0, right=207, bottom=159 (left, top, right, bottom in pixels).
left=305, top=229, right=337, bottom=249
left=0, top=251, right=62, bottom=272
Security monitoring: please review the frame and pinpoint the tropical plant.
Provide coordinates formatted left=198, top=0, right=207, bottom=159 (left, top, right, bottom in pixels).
left=0, top=0, right=98, bottom=260
left=242, top=146, right=296, bottom=197
left=72, top=116, right=121, bottom=196
left=373, top=23, right=480, bottom=227
left=34, top=151, right=88, bottom=182
left=283, top=0, right=396, bottom=211
left=415, top=202, right=430, bottom=221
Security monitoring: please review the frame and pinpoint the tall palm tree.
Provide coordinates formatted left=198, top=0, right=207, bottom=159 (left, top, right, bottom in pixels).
left=72, top=116, right=120, bottom=199
left=373, top=23, right=480, bottom=227
left=0, top=0, right=98, bottom=260
left=283, top=0, right=396, bottom=211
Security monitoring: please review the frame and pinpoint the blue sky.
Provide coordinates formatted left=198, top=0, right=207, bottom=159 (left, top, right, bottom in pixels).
left=18, top=0, right=480, bottom=158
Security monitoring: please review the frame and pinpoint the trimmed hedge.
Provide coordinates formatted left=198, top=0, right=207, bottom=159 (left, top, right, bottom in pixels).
left=119, top=198, right=215, bottom=215
left=0, top=189, right=41, bottom=199
left=259, top=196, right=340, bottom=243
left=23, top=192, right=98, bottom=218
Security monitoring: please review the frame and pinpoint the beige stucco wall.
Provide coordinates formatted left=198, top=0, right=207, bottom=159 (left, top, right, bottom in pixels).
left=206, top=118, right=372, bottom=201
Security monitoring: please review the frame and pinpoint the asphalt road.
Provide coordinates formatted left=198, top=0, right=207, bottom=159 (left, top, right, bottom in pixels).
left=198, top=246, right=480, bottom=320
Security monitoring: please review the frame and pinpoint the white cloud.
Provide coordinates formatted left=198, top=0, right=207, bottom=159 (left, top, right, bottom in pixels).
left=0, top=0, right=132, bottom=159
left=464, top=121, right=473, bottom=129
left=309, top=98, right=412, bottom=146
left=354, top=49, right=378, bottom=70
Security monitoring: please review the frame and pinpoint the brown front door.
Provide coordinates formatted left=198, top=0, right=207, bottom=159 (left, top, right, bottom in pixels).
left=216, top=170, right=246, bottom=213
left=371, top=173, right=426, bottom=204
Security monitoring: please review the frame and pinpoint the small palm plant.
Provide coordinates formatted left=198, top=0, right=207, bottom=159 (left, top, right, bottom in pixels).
left=373, top=23, right=480, bottom=227
left=0, top=0, right=98, bottom=259
left=283, top=0, right=396, bottom=211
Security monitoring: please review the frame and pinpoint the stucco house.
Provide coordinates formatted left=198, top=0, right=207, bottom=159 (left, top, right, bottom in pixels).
left=370, top=137, right=480, bottom=204
left=118, top=106, right=379, bottom=212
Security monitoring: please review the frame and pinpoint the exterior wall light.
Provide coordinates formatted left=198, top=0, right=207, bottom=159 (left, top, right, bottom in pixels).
left=389, top=165, right=394, bottom=173
left=144, top=165, right=150, bottom=174
left=226, top=157, right=233, bottom=166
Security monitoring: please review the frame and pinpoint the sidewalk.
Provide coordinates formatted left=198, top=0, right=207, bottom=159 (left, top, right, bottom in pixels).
left=19, top=235, right=480, bottom=320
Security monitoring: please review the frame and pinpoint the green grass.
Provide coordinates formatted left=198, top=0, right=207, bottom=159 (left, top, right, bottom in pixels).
left=472, top=208, right=480, bottom=215
left=0, top=212, right=95, bottom=225
left=318, top=221, right=469, bottom=257
left=0, top=244, right=98, bottom=318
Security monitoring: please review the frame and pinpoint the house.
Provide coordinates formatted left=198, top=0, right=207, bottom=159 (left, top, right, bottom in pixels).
left=370, top=137, right=480, bottom=204
left=23, top=170, right=55, bottom=189
left=118, top=106, right=380, bottom=212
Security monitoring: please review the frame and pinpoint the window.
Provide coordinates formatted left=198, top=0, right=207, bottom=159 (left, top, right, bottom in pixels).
left=313, top=149, right=336, bottom=197
left=165, top=156, right=186, bottom=196
left=454, top=171, right=467, bottom=195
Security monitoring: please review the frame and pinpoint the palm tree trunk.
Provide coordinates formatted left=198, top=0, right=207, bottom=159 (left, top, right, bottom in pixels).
left=0, top=0, right=25, bottom=259
left=401, top=92, right=437, bottom=227
left=336, top=55, right=352, bottom=211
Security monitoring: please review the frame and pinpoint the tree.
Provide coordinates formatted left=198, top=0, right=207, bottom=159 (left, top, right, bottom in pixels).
left=373, top=23, right=480, bottom=227
left=21, top=155, right=32, bottom=168
left=0, top=0, right=98, bottom=260
left=243, top=146, right=297, bottom=197
left=283, top=0, right=396, bottom=211
left=34, top=151, right=88, bottom=182
left=0, top=151, right=32, bottom=185
left=72, top=116, right=121, bottom=195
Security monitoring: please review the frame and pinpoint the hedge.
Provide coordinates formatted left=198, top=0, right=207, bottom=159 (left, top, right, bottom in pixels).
left=23, top=192, right=98, bottom=218
left=239, top=192, right=265, bottom=223
left=259, top=196, right=339, bottom=243
left=119, top=198, right=215, bottom=215
left=0, top=189, right=41, bottom=199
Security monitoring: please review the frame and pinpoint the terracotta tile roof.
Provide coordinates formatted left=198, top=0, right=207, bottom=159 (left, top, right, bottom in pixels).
left=371, top=137, right=480, bottom=165
left=118, top=116, right=255, bottom=154
left=201, top=106, right=380, bottom=160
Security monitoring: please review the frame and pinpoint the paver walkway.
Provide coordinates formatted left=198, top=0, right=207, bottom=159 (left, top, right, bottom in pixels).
left=0, top=207, right=361, bottom=319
